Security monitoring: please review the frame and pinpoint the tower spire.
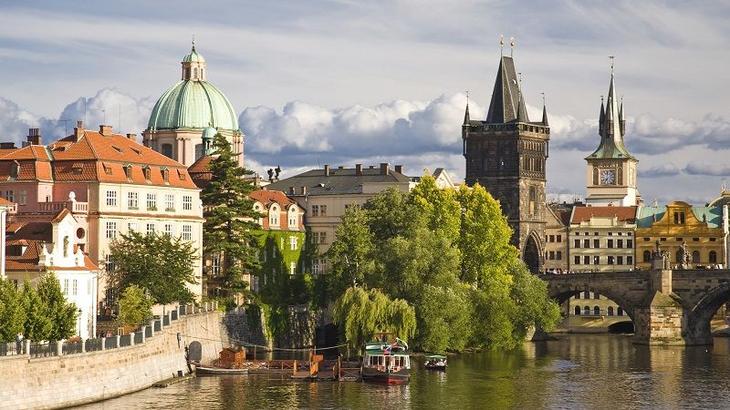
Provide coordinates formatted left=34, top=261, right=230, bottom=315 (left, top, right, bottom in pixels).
left=463, top=91, right=471, bottom=125
left=516, top=72, right=527, bottom=122
left=541, top=92, right=549, bottom=126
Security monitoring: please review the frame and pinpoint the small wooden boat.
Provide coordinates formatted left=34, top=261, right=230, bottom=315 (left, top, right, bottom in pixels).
left=361, top=335, right=411, bottom=385
left=424, top=354, right=447, bottom=371
left=194, top=365, right=249, bottom=376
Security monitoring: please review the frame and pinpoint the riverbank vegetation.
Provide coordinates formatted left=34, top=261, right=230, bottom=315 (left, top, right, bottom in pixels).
left=326, top=177, right=561, bottom=353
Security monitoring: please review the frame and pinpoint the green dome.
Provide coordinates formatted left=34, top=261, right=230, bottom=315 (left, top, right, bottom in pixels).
left=182, top=47, right=205, bottom=63
left=147, top=80, right=239, bottom=131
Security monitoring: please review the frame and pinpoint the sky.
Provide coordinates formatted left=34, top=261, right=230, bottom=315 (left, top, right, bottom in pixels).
left=0, top=0, right=729, bottom=204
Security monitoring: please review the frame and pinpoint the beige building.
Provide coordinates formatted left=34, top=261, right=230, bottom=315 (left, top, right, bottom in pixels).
left=0, top=125, right=204, bottom=304
left=568, top=206, right=637, bottom=272
left=266, top=163, right=411, bottom=273
left=544, top=203, right=572, bottom=273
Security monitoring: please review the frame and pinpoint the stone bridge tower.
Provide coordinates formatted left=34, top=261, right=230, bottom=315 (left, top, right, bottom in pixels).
left=462, top=53, right=550, bottom=273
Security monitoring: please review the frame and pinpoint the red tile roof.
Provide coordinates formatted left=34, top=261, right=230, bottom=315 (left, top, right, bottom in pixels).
left=571, top=206, right=637, bottom=224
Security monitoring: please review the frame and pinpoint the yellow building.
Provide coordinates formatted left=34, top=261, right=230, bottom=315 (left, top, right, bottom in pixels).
left=635, top=201, right=727, bottom=270
left=544, top=203, right=571, bottom=273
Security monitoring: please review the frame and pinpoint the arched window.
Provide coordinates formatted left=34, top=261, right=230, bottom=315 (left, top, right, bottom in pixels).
left=643, top=250, right=651, bottom=263
left=617, top=307, right=624, bottom=316
left=594, top=292, right=600, bottom=300
left=710, top=251, right=718, bottom=264
left=575, top=306, right=581, bottom=316
left=607, top=306, right=614, bottom=316
left=583, top=306, right=590, bottom=316
left=594, top=306, right=600, bottom=316
left=692, top=250, right=700, bottom=263
left=161, top=144, right=173, bottom=159
left=269, top=205, right=280, bottom=227
left=193, top=67, right=198, bottom=78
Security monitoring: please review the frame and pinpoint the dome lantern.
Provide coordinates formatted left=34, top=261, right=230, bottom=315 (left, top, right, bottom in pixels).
left=181, top=41, right=206, bottom=81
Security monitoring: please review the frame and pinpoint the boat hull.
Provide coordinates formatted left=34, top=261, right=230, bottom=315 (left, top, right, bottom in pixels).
left=195, top=366, right=249, bottom=376
left=361, top=368, right=410, bottom=385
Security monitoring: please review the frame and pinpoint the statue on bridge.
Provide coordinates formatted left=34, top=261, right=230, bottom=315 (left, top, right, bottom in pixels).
left=652, top=240, right=670, bottom=270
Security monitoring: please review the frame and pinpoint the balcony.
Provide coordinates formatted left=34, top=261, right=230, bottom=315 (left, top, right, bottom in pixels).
left=37, top=200, right=89, bottom=214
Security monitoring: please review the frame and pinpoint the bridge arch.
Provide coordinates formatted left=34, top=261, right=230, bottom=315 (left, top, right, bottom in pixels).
left=685, top=282, right=730, bottom=344
left=548, top=288, right=636, bottom=322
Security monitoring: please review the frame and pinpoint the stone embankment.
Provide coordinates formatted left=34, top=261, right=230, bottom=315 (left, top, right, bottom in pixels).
left=0, top=305, right=226, bottom=409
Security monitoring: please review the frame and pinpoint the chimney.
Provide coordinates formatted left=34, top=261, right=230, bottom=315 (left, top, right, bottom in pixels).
left=394, top=164, right=403, bottom=174
left=26, top=128, right=41, bottom=146
left=99, top=124, right=113, bottom=136
left=74, top=121, right=84, bottom=141
left=0, top=142, right=16, bottom=149
left=301, top=186, right=307, bottom=195
left=355, top=164, right=363, bottom=176
left=380, top=162, right=389, bottom=176
left=324, top=164, right=330, bottom=177
left=126, top=133, right=136, bottom=140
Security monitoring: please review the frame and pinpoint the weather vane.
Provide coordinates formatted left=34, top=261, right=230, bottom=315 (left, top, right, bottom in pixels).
left=609, top=55, right=615, bottom=73
left=465, top=90, right=470, bottom=105
left=540, top=92, right=546, bottom=106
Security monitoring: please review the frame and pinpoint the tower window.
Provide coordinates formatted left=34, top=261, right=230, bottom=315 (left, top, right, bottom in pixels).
left=161, top=144, right=173, bottom=159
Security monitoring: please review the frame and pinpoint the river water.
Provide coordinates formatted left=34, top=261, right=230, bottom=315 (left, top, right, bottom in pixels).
left=79, top=334, right=730, bottom=409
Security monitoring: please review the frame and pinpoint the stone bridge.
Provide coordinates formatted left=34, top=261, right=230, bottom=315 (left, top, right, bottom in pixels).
left=540, top=268, right=730, bottom=345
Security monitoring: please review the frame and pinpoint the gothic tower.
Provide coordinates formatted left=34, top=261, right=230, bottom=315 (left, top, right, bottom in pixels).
left=463, top=54, right=550, bottom=273
left=585, top=67, right=640, bottom=206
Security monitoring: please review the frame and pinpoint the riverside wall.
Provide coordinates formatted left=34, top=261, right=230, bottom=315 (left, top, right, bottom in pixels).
left=0, top=310, right=226, bottom=410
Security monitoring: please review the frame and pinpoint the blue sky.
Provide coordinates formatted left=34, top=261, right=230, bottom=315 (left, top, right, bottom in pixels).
left=0, top=1, right=729, bottom=204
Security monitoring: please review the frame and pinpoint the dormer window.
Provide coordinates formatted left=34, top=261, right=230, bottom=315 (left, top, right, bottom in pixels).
left=143, top=166, right=151, bottom=181
left=177, top=169, right=186, bottom=180
left=72, top=162, right=84, bottom=175
left=162, top=167, right=169, bottom=183
left=103, top=163, right=113, bottom=175
left=124, top=164, right=132, bottom=179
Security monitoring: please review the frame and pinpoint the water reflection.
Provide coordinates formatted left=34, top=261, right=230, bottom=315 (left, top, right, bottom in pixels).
left=79, top=335, right=730, bottom=409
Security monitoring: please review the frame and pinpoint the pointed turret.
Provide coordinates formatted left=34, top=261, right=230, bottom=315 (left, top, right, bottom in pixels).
left=463, top=101, right=470, bottom=126
left=587, top=66, right=634, bottom=160
left=486, top=56, right=529, bottom=123
left=516, top=91, right=527, bottom=123
left=541, top=103, right=549, bottom=126
left=598, top=98, right=605, bottom=135
left=619, top=100, right=625, bottom=136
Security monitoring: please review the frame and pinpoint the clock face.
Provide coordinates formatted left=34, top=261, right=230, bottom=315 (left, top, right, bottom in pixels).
left=600, top=169, right=616, bottom=185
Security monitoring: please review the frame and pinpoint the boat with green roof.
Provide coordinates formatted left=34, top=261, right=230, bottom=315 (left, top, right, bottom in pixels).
left=361, top=334, right=411, bottom=385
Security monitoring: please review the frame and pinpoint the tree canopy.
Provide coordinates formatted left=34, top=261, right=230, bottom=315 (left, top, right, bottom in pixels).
left=325, top=176, right=560, bottom=352
left=118, top=285, right=154, bottom=328
left=0, top=279, right=25, bottom=342
left=108, top=231, right=197, bottom=304
left=36, top=273, right=78, bottom=341
left=201, top=132, right=261, bottom=296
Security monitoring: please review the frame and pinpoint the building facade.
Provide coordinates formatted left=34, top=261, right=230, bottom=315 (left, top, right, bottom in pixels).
left=635, top=201, right=726, bottom=270
left=0, top=125, right=205, bottom=304
left=585, top=68, right=640, bottom=206
left=266, top=163, right=411, bottom=274
left=544, top=203, right=572, bottom=273
left=463, top=54, right=550, bottom=273
left=5, top=209, right=99, bottom=338
left=143, top=45, right=244, bottom=168
left=568, top=206, right=637, bottom=272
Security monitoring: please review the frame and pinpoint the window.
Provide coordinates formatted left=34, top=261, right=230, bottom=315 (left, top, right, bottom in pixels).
left=127, top=192, right=138, bottom=209
left=583, top=239, right=590, bottom=248
left=710, top=251, right=718, bottom=264
left=674, top=211, right=686, bottom=224
left=146, top=223, right=155, bottom=235
left=593, top=256, right=600, bottom=265
left=617, top=239, right=623, bottom=249
left=617, top=256, right=623, bottom=265
left=574, top=255, right=580, bottom=265
left=18, top=190, right=26, bottom=205
left=311, top=205, right=319, bottom=217
left=182, top=225, right=192, bottom=241
left=105, top=221, right=117, bottom=239
left=643, top=250, right=651, bottom=263
left=627, top=256, right=633, bottom=265
left=128, top=222, right=137, bottom=232
left=290, top=262, right=296, bottom=275
left=288, top=211, right=297, bottom=228
left=124, top=164, right=132, bottom=179
left=574, top=239, right=580, bottom=249
left=617, top=307, right=624, bottom=316
left=320, top=205, right=328, bottom=216
left=594, top=292, right=600, bottom=300
left=211, top=253, right=222, bottom=276
left=583, top=306, right=590, bottom=315
left=583, top=255, right=590, bottom=265
left=312, top=259, right=322, bottom=275
left=548, top=251, right=555, bottom=260
left=594, top=306, right=600, bottom=316
left=608, top=256, right=614, bottom=265
left=105, top=255, right=115, bottom=273
left=319, top=232, right=327, bottom=244
left=575, top=306, right=581, bottom=316
left=165, top=194, right=175, bottom=211
left=63, top=279, right=69, bottom=295
left=143, top=166, right=151, bottom=180
left=162, top=168, right=169, bottom=183
left=528, top=186, right=537, bottom=216
left=692, top=251, right=700, bottom=263
left=183, top=195, right=193, bottom=211
left=164, top=223, right=173, bottom=236
left=147, top=193, right=156, bottom=210
left=556, top=251, right=562, bottom=260
left=72, top=279, right=78, bottom=296
left=575, top=292, right=581, bottom=300
left=627, top=239, right=633, bottom=248
left=557, top=235, right=562, bottom=243
left=549, top=235, right=555, bottom=243
left=608, top=306, right=614, bottom=316
left=269, top=206, right=280, bottom=226
left=607, top=239, right=614, bottom=249
left=290, top=236, right=298, bottom=250
left=593, top=239, right=600, bottom=248
left=106, top=190, right=117, bottom=206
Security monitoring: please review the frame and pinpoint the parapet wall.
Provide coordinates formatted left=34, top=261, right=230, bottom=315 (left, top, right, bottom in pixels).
left=0, top=310, right=226, bottom=410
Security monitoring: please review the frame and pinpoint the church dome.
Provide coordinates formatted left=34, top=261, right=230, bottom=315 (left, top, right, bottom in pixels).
left=147, top=46, right=239, bottom=132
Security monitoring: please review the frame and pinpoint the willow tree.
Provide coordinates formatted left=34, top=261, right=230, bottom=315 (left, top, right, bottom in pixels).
left=332, top=287, right=415, bottom=355
left=201, top=133, right=260, bottom=296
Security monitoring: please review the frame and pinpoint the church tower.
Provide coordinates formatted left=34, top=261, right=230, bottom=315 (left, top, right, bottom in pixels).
left=463, top=53, right=550, bottom=273
left=585, top=65, right=639, bottom=206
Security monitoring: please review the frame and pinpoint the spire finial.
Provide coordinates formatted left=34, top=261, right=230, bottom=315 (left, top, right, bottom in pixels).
left=609, top=55, right=615, bottom=75
left=541, top=92, right=546, bottom=106
left=601, top=95, right=604, bottom=104
left=192, top=34, right=196, bottom=51
left=499, top=34, right=504, bottom=56
left=510, top=37, right=515, bottom=57
left=465, top=90, right=470, bottom=105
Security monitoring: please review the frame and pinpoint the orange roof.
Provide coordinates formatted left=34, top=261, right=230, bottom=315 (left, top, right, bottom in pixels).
left=188, top=155, right=213, bottom=189
left=250, top=189, right=297, bottom=208
left=0, top=145, right=51, bottom=161
left=571, top=206, right=637, bottom=224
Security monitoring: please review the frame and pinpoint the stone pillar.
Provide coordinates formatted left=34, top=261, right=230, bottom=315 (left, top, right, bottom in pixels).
left=81, top=338, right=86, bottom=353
left=149, top=320, right=156, bottom=337
left=24, top=340, right=30, bottom=357
left=634, top=292, right=685, bottom=345
left=130, top=332, right=135, bottom=346
left=101, top=337, right=106, bottom=351
left=141, top=327, right=146, bottom=343
left=651, top=269, right=672, bottom=295
left=57, top=340, right=64, bottom=356
left=115, top=335, right=121, bottom=348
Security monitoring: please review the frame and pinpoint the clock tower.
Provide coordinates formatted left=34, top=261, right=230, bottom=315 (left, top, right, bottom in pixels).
left=585, top=66, right=640, bottom=206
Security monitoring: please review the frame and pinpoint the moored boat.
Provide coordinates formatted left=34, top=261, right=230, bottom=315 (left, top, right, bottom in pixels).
left=194, top=365, right=249, bottom=376
left=361, top=336, right=411, bottom=385
left=424, top=354, right=447, bottom=371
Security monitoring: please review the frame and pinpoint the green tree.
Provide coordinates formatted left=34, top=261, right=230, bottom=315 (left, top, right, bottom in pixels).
left=325, top=206, right=376, bottom=296
left=413, top=284, right=473, bottom=353
left=118, top=285, right=154, bottom=328
left=108, top=231, right=197, bottom=304
left=0, top=279, right=25, bottom=342
left=201, top=132, right=260, bottom=296
left=36, top=273, right=77, bottom=340
left=332, top=287, right=416, bottom=355
left=509, top=261, right=562, bottom=341
left=21, top=281, right=51, bottom=341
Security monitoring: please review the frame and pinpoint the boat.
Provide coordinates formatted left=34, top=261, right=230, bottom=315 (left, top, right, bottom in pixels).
left=361, top=335, right=411, bottom=385
left=424, top=354, right=447, bottom=371
left=194, top=365, right=249, bottom=376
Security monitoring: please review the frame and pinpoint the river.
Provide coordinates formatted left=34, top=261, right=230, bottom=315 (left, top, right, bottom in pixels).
left=78, top=334, right=730, bottom=409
